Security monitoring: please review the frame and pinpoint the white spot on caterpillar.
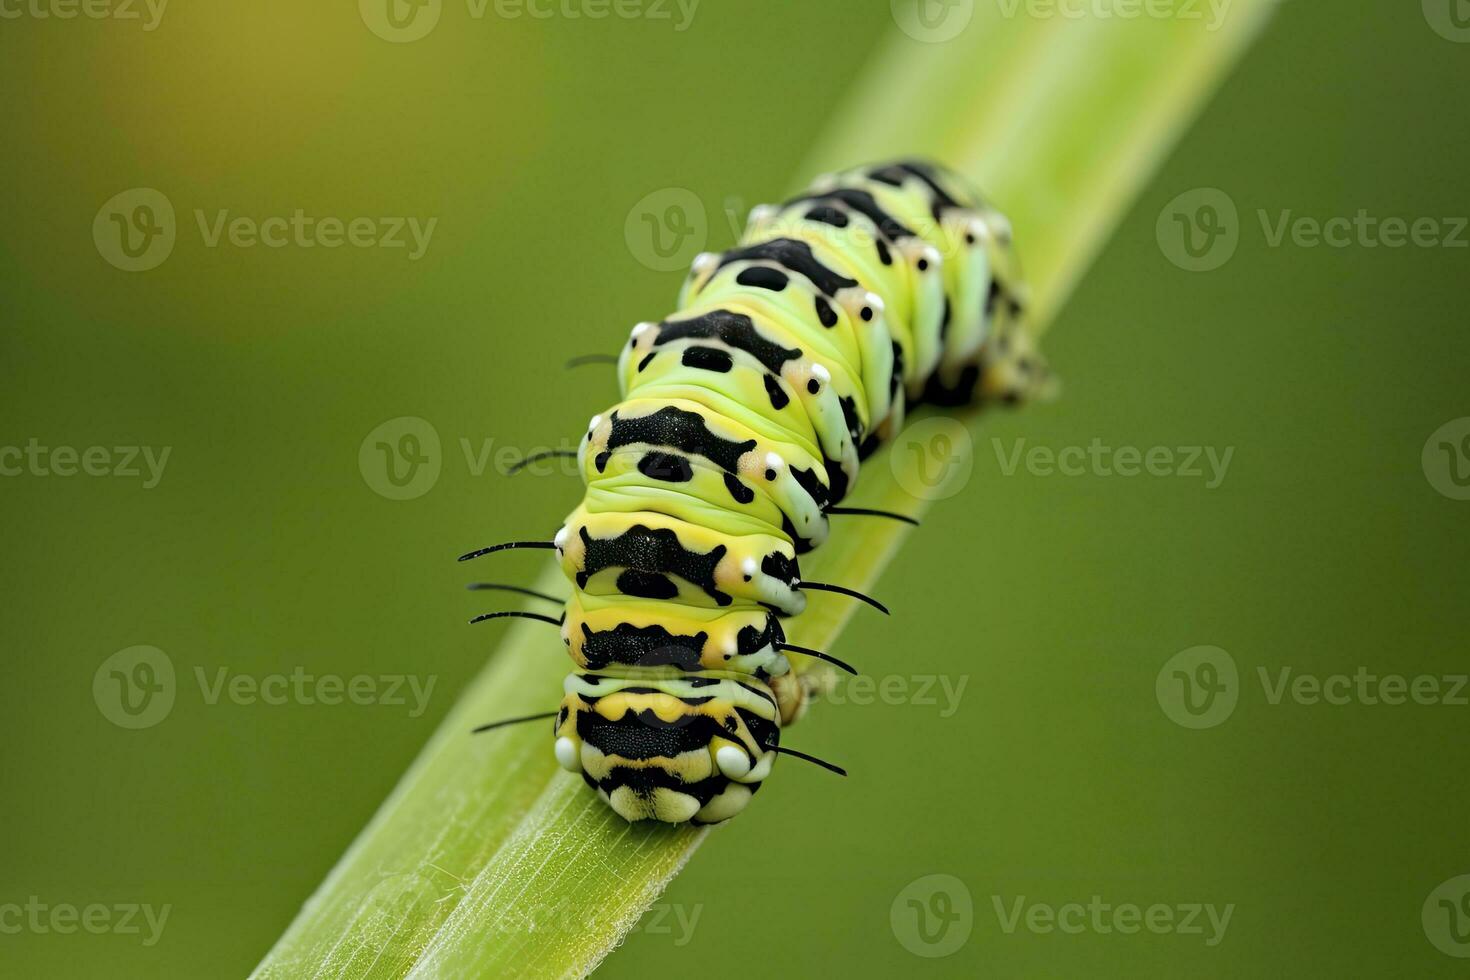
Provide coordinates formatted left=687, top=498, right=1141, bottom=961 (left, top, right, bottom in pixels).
left=553, top=526, right=569, bottom=550
left=921, top=245, right=940, bottom=268
left=765, top=452, right=784, bottom=471
left=865, top=291, right=885, bottom=314
left=589, top=414, right=602, bottom=431
left=716, top=745, right=751, bottom=778
left=692, top=251, right=716, bottom=272
left=741, top=557, right=758, bottom=578
left=989, top=211, right=1013, bottom=243
left=631, top=321, right=653, bottom=338
left=748, top=204, right=776, bottom=225
left=811, top=363, right=831, bottom=383
left=555, top=737, right=581, bottom=773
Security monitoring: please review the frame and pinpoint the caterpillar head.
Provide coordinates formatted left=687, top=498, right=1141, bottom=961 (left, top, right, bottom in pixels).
left=553, top=671, right=780, bottom=824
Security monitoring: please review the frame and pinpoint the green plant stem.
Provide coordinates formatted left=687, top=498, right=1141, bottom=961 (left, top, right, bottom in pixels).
left=253, top=7, right=1274, bottom=978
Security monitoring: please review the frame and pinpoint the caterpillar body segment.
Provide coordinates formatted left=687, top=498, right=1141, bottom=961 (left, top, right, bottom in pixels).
left=754, top=188, right=949, bottom=401
left=681, top=245, right=897, bottom=436
left=825, top=161, right=1029, bottom=399
left=562, top=592, right=789, bottom=679
left=580, top=400, right=833, bottom=552
left=581, top=452, right=810, bottom=550
left=505, top=160, right=1050, bottom=825
left=620, top=309, right=865, bottom=508
left=557, top=506, right=804, bottom=615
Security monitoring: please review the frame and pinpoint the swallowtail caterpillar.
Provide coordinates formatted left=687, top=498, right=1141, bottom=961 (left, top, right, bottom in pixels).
left=463, top=160, right=1053, bottom=824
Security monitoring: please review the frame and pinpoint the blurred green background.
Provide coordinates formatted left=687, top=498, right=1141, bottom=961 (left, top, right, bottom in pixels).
left=2, top=1, right=1468, bottom=976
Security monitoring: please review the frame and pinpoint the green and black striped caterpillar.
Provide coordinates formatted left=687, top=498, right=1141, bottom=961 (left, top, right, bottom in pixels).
left=463, top=160, right=1052, bottom=824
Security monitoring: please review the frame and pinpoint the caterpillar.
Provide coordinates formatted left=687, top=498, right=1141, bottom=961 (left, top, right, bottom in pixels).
left=463, top=160, right=1053, bottom=824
